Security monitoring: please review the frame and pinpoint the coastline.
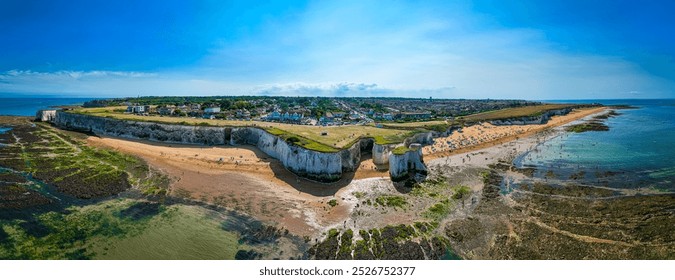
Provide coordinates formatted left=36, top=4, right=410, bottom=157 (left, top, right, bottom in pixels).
left=84, top=106, right=608, bottom=237
left=424, top=107, right=607, bottom=161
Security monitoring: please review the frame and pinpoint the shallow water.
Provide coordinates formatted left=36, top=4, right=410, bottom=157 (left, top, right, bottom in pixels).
left=515, top=99, right=675, bottom=191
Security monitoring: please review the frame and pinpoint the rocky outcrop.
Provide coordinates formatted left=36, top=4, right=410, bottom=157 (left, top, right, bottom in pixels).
left=36, top=110, right=57, bottom=122
left=372, top=143, right=397, bottom=168
left=389, top=144, right=428, bottom=182
left=489, top=108, right=572, bottom=126
left=404, top=131, right=434, bottom=146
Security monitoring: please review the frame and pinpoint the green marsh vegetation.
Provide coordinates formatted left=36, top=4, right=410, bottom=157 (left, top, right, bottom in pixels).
left=374, top=195, right=407, bottom=209
left=0, top=118, right=277, bottom=259
left=566, top=121, right=609, bottom=133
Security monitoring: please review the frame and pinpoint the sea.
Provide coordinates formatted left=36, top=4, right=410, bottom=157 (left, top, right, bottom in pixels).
left=0, top=96, right=95, bottom=117
left=515, top=99, right=675, bottom=191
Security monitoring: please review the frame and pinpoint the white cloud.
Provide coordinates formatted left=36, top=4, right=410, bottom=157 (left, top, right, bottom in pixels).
left=3, top=70, right=156, bottom=79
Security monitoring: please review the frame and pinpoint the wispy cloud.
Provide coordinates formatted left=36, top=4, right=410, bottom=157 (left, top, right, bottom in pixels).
left=253, top=83, right=388, bottom=96
left=0, top=70, right=161, bottom=96
left=251, top=83, right=458, bottom=97
left=2, top=70, right=157, bottom=79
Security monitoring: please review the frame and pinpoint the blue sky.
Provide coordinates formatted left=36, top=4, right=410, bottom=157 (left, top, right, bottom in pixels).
left=0, top=0, right=673, bottom=99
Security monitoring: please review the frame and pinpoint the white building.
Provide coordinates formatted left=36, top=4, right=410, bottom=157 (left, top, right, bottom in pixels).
left=127, top=105, right=147, bottom=114
left=204, top=107, right=221, bottom=113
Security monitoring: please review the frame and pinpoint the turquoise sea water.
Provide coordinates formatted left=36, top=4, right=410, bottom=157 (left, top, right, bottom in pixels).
left=515, top=99, right=675, bottom=191
left=0, top=97, right=94, bottom=116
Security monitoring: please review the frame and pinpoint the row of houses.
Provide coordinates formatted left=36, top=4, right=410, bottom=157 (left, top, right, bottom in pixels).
left=370, top=111, right=432, bottom=121
left=265, top=110, right=304, bottom=122
left=124, top=103, right=430, bottom=126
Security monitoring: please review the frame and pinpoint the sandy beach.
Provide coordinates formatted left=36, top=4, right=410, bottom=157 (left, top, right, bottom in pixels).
left=423, top=107, right=607, bottom=160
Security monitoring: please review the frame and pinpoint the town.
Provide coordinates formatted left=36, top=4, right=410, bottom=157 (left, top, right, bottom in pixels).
left=85, top=97, right=541, bottom=126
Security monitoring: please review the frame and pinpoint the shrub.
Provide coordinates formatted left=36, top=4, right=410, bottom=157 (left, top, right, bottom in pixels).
left=286, top=136, right=302, bottom=144
left=451, top=186, right=471, bottom=200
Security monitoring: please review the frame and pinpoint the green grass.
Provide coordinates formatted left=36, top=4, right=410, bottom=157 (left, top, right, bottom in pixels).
left=462, top=104, right=577, bottom=122
left=265, top=127, right=286, bottom=136
left=372, top=134, right=407, bottom=145
left=391, top=146, right=410, bottom=155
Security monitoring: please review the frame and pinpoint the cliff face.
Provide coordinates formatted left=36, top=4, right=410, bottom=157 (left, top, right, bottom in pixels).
left=53, top=111, right=431, bottom=183
left=36, top=110, right=57, bottom=122
left=54, top=112, right=228, bottom=145
left=55, top=112, right=344, bottom=182
left=388, top=144, right=428, bottom=182
left=230, top=127, right=342, bottom=182
left=339, top=138, right=372, bottom=172
left=489, top=108, right=572, bottom=126
left=404, top=131, right=434, bottom=146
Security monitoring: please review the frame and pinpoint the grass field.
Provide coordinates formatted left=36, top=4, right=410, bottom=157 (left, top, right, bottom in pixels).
left=378, top=120, right=448, bottom=128
left=73, top=107, right=411, bottom=152
left=371, top=104, right=581, bottom=130
left=461, top=104, right=576, bottom=122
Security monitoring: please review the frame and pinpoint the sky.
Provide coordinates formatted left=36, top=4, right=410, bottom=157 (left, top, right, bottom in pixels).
left=0, top=0, right=674, bottom=99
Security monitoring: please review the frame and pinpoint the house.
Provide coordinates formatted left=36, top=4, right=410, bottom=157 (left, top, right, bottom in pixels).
left=127, top=105, right=149, bottom=114
left=236, top=109, right=251, bottom=119
left=254, top=108, right=267, bottom=116
left=382, top=113, right=393, bottom=121
left=266, top=110, right=282, bottom=121
left=396, top=111, right=432, bottom=120
left=204, top=107, right=221, bottom=114
left=320, top=112, right=335, bottom=124
left=158, top=106, right=175, bottom=116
